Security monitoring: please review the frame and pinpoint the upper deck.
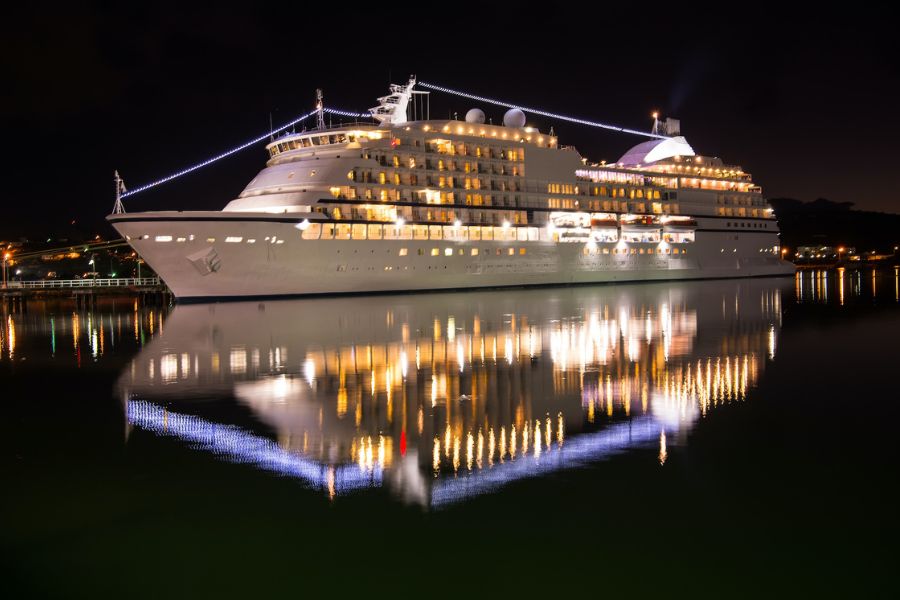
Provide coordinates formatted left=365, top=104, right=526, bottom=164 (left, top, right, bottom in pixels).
left=222, top=79, right=773, bottom=223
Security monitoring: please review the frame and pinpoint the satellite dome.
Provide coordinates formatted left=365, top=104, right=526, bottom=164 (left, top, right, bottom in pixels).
left=503, top=108, right=526, bottom=128
left=465, top=108, right=485, bottom=124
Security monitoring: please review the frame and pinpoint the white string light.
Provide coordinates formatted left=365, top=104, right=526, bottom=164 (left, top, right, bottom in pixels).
left=419, top=81, right=666, bottom=140
left=323, top=107, right=370, bottom=119
left=122, top=109, right=321, bottom=197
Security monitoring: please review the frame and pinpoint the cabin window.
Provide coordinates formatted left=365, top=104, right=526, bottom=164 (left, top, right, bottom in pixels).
left=301, top=223, right=321, bottom=240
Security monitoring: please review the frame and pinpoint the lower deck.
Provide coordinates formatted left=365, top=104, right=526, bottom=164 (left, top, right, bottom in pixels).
left=111, top=216, right=794, bottom=299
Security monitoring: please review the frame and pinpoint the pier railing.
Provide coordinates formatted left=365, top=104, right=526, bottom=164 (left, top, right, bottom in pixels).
left=4, top=277, right=162, bottom=289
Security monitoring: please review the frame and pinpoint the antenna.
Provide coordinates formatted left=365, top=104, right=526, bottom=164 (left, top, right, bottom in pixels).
left=269, top=112, right=274, bottom=142
left=316, top=89, right=326, bottom=130
left=112, top=170, right=126, bottom=214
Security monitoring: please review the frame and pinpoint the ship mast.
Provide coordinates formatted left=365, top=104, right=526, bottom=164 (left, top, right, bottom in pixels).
left=112, top=170, right=126, bottom=214
left=316, top=88, right=325, bottom=130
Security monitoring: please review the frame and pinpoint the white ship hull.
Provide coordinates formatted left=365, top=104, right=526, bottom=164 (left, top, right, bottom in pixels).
left=110, top=213, right=794, bottom=300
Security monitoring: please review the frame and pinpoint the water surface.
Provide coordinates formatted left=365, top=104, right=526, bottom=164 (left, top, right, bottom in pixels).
left=3, top=270, right=899, bottom=597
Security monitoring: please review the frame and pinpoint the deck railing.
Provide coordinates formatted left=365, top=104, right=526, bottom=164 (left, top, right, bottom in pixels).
left=3, top=277, right=162, bottom=289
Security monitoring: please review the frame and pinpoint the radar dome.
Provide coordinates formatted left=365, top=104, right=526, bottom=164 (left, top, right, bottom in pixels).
left=503, top=108, right=526, bottom=128
left=465, top=108, right=485, bottom=124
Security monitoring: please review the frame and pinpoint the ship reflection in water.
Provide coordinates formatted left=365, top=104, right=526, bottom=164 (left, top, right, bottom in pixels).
left=120, top=279, right=789, bottom=507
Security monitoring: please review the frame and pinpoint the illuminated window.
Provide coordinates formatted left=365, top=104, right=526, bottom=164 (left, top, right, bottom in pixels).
left=431, top=248, right=439, bottom=256
left=154, top=235, right=172, bottom=242
left=444, top=248, right=453, bottom=256
left=351, top=224, right=367, bottom=239
left=519, top=248, right=526, bottom=255
left=206, top=237, right=216, bottom=243
left=399, top=248, right=408, bottom=256
left=602, top=248, right=609, bottom=254
left=225, top=236, right=243, bottom=243
left=471, top=248, right=479, bottom=256
left=507, top=248, right=515, bottom=255
left=246, top=239, right=256, bottom=244
left=176, top=237, right=186, bottom=243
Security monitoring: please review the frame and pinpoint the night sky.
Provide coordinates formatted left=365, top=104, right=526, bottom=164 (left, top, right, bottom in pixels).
left=3, top=6, right=898, bottom=239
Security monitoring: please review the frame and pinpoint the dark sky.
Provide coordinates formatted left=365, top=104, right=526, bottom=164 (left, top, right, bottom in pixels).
left=2, top=5, right=898, bottom=239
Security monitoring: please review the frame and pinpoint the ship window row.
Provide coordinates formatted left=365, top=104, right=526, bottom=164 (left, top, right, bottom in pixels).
left=726, top=221, right=769, bottom=229
left=301, top=223, right=543, bottom=242
left=299, top=223, right=696, bottom=244
left=417, top=247, right=524, bottom=257
left=328, top=187, right=681, bottom=217
left=646, top=163, right=753, bottom=181
left=717, top=194, right=766, bottom=207
left=365, top=154, right=524, bottom=174
left=145, top=236, right=284, bottom=245
left=349, top=170, right=679, bottom=204
left=717, top=207, right=767, bottom=218
left=424, top=141, right=524, bottom=161
left=583, top=246, right=687, bottom=255
left=268, top=131, right=386, bottom=157
left=329, top=204, right=527, bottom=226
left=350, top=170, right=523, bottom=189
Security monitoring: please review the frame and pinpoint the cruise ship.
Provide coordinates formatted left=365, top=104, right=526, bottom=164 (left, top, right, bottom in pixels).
left=108, top=77, right=794, bottom=300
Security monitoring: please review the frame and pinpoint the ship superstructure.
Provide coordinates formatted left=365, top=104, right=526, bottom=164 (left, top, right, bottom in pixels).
left=109, top=77, right=793, bottom=300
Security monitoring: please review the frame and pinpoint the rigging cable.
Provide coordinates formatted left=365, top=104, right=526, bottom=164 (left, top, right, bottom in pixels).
left=121, top=108, right=372, bottom=198
left=418, top=81, right=666, bottom=140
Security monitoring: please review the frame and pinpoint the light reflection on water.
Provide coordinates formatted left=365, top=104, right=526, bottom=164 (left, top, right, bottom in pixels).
left=116, top=279, right=786, bottom=508
left=0, top=299, right=165, bottom=365
left=2, top=272, right=895, bottom=507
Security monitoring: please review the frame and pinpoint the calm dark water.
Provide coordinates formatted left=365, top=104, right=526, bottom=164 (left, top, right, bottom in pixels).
left=3, top=270, right=899, bottom=597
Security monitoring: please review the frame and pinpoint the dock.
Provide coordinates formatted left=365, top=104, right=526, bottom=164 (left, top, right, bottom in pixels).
left=1, top=277, right=170, bottom=310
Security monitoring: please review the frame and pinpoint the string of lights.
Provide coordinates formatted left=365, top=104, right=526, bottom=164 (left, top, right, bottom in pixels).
left=323, top=107, right=370, bottom=119
left=418, top=81, right=666, bottom=140
left=121, top=109, right=321, bottom=198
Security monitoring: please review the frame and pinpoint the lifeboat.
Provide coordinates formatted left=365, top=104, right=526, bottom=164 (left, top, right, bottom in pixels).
left=590, top=213, right=619, bottom=242
left=662, top=217, right=697, bottom=243
left=620, top=215, right=662, bottom=243
left=662, top=217, right=698, bottom=233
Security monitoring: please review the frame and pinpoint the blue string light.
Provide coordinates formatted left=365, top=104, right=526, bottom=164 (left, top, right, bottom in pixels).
left=418, top=81, right=666, bottom=140
left=122, top=109, right=321, bottom=197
